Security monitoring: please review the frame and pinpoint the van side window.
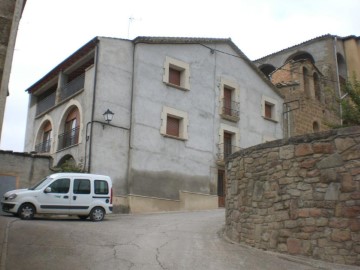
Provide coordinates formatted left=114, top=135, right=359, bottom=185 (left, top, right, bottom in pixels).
left=48, top=178, right=70, bottom=193
left=94, top=180, right=109, bottom=195
left=73, top=179, right=91, bottom=194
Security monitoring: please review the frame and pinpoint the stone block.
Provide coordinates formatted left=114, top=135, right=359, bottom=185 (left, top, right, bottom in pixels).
left=342, top=205, right=360, bottom=218
left=313, top=142, right=334, bottom=154
left=324, top=183, right=341, bottom=200
left=287, top=238, right=302, bottom=254
left=340, top=173, right=356, bottom=192
left=329, top=218, right=349, bottom=229
left=279, top=145, right=294, bottom=159
left=335, top=137, right=356, bottom=152
left=317, top=153, right=344, bottom=169
left=295, top=144, right=313, bottom=157
left=331, top=229, right=351, bottom=242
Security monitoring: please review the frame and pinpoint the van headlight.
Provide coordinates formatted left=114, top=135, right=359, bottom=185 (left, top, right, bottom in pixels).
left=7, top=193, right=17, bottom=200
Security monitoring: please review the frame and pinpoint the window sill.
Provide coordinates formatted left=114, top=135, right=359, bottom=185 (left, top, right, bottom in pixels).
left=220, top=113, right=240, bottom=122
left=164, top=82, right=189, bottom=92
left=262, top=116, right=278, bottom=123
left=162, top=133, right=187, bottom=141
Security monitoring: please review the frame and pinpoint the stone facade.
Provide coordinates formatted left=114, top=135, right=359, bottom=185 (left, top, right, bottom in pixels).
left=225, top=125, right=360, bottom=266
left=0, top=0, right=26, bottom=141
left=254, top=34, right=360, bottom=138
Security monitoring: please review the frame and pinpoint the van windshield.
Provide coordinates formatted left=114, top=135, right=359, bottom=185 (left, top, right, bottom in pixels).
left=29, top=177, right=54, bottom=190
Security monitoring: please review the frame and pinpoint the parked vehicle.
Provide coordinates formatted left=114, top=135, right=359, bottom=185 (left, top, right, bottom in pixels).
left=1, top=173, right=113, bottom=221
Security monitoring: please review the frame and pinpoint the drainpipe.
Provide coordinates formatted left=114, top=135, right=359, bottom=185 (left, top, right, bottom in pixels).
left=85, top=39, right=99, bottom=173
left=126, top=40, right=136, bottom=195
left=333, top=36, right=343, bottom=125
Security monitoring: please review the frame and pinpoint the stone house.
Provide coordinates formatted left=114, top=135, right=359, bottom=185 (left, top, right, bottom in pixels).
left=254, top=34, right=360, bottom=137
left=23, top=36, right=284, bottom=213
left=0, top=0, right=26, bottom=141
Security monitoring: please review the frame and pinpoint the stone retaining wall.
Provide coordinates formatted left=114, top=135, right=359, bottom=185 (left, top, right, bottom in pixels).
left=225, top=126, right=360, bottom=266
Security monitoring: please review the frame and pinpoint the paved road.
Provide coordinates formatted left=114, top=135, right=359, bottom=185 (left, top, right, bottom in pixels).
left=0, top=209, right=358, bottom=270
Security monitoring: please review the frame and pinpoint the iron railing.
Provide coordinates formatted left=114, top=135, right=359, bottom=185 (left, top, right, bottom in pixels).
left=36, top=92, right=56, bottom=115
left=34, top=139, right=51, bottom=153
left=57, top=126, right=80, bottom=150
left=60, top=74, right=85, bottom=101
left=221, top=99, right=240, bottom=118
left=217, top=143, right=242, bottom=160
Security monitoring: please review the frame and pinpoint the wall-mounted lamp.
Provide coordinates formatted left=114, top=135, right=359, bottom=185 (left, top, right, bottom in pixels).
left=103, top=109, right=114, bottom=124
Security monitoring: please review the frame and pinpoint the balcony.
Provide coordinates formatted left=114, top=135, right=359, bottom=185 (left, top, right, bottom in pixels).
left=36, top=92, right=56, bottom=115
left=34, top=139, right=51, bottom=153
left=220, top=99, right=240, bottom=122
left=216, top=143, right=242, bottom=163
left=57, top=126, right=80, bottom=151
left=60, top=74, right=85, bottom=101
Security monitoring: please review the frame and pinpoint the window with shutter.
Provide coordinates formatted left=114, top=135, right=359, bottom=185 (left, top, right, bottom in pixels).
left=166, top=116, right=180, bottom=137
left=265, top=103, right=272, bottom=119
left=169, top=68, right=181, bottom=86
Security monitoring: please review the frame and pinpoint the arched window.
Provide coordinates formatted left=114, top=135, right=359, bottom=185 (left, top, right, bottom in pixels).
left=35, top=121, right=52, bottom=153
left=58, top=107, right=80, bottom=150
left=313, top=121, right=320, bottom=132
left=303, top=67, right=310, bottom=97
left=313, top=73, right=321, bottom=101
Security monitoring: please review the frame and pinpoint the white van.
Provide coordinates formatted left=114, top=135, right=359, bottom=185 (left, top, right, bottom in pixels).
left=1, top=173, right=113, bottom=221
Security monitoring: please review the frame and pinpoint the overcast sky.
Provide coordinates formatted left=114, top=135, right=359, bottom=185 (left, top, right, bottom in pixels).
left=1, top=0, right=360, bottom=151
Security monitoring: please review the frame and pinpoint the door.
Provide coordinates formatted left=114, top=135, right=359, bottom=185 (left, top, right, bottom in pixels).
left=69, top=177, right=92, bottom=214
left=37, top=178, right=71, bottom=214
left=218, top=169, right=226, bottom=207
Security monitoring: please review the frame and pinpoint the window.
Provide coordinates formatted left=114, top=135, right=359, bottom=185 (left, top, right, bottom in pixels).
left=265, top=102, right=273, bottom=119
left=166, top=116, right=180, bottom=137
left=217, top=124, right=240, bottom=161
left=58, top=107, right=80, bottom=150
left=219, top=78, right=240, bottom=122
left=73, top=179, right=90, bottom=194
left=261, top=96, right=278, bottom=122
left=313, top=121, right=320, bottom=132
left=95, top=180, right=109, bottom=195
left=163, top=56, right=190, bottom=90
left=169, top=67, right=181, bottom=86
left=48, top=178, right=70, bottom=193
left=160, top=106, right=189, bottom=140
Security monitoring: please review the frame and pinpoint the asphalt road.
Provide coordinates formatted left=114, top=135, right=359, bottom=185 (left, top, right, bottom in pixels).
left=0, top=209, right=358, bottom=270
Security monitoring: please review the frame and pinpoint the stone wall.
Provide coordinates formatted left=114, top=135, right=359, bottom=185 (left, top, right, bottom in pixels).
left=0, top=150, right=53, bottom=188
left=225, top=126, right=360, bottom=266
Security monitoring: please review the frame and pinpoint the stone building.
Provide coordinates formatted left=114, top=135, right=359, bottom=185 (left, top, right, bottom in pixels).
left=23, top=36, right=284, bottom=213
left=254, top=34, right=360, bottom=137
left=0, top=0, right=26, bottom=141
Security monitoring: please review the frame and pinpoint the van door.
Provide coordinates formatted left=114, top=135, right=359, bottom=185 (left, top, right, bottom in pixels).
left=69, top=177, right=92, bottom=214
left=37, top=178, right=71, bottom=214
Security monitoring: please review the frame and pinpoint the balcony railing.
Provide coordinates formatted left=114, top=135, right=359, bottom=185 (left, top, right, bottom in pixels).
left=57, top=126, right=80, bottom=150
left=60, top=74, right=85, bottom=101
left=221, top=99, right=240, bottom=120
left=34, top=139, right=51, bottom=153
left=216, top=143, right=242, bottom=161
left=36, top=92, right=56, bottom=115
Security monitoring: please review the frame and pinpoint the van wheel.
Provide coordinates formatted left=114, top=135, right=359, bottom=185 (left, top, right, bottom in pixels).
left=78, top=215, right=89, bottom=220
left=90, top=207, right=105, bottom=222
left=18, top=203, right=35, bottom=220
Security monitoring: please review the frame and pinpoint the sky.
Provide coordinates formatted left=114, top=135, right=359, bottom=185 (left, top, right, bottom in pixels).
left=1, top=0, right=360, bottom=152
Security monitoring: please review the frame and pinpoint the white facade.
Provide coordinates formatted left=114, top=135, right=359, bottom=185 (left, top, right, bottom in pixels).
left=24, top=36, right=284, bottom=212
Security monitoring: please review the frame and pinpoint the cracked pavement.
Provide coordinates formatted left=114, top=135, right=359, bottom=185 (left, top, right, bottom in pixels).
left=0, top=209, right=358, bottom=270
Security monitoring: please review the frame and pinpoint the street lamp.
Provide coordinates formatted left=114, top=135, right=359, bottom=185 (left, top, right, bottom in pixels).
left=103, top=109, right=114, bottom=124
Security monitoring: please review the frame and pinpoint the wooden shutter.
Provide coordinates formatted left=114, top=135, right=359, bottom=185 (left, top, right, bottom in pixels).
left=224, top=87, right=232, bottom=115
left=265, top=103, right=272, bottom=119
left=166, top=116, right=180, bottom=137
left=169, top=67, right=181, bottom=86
